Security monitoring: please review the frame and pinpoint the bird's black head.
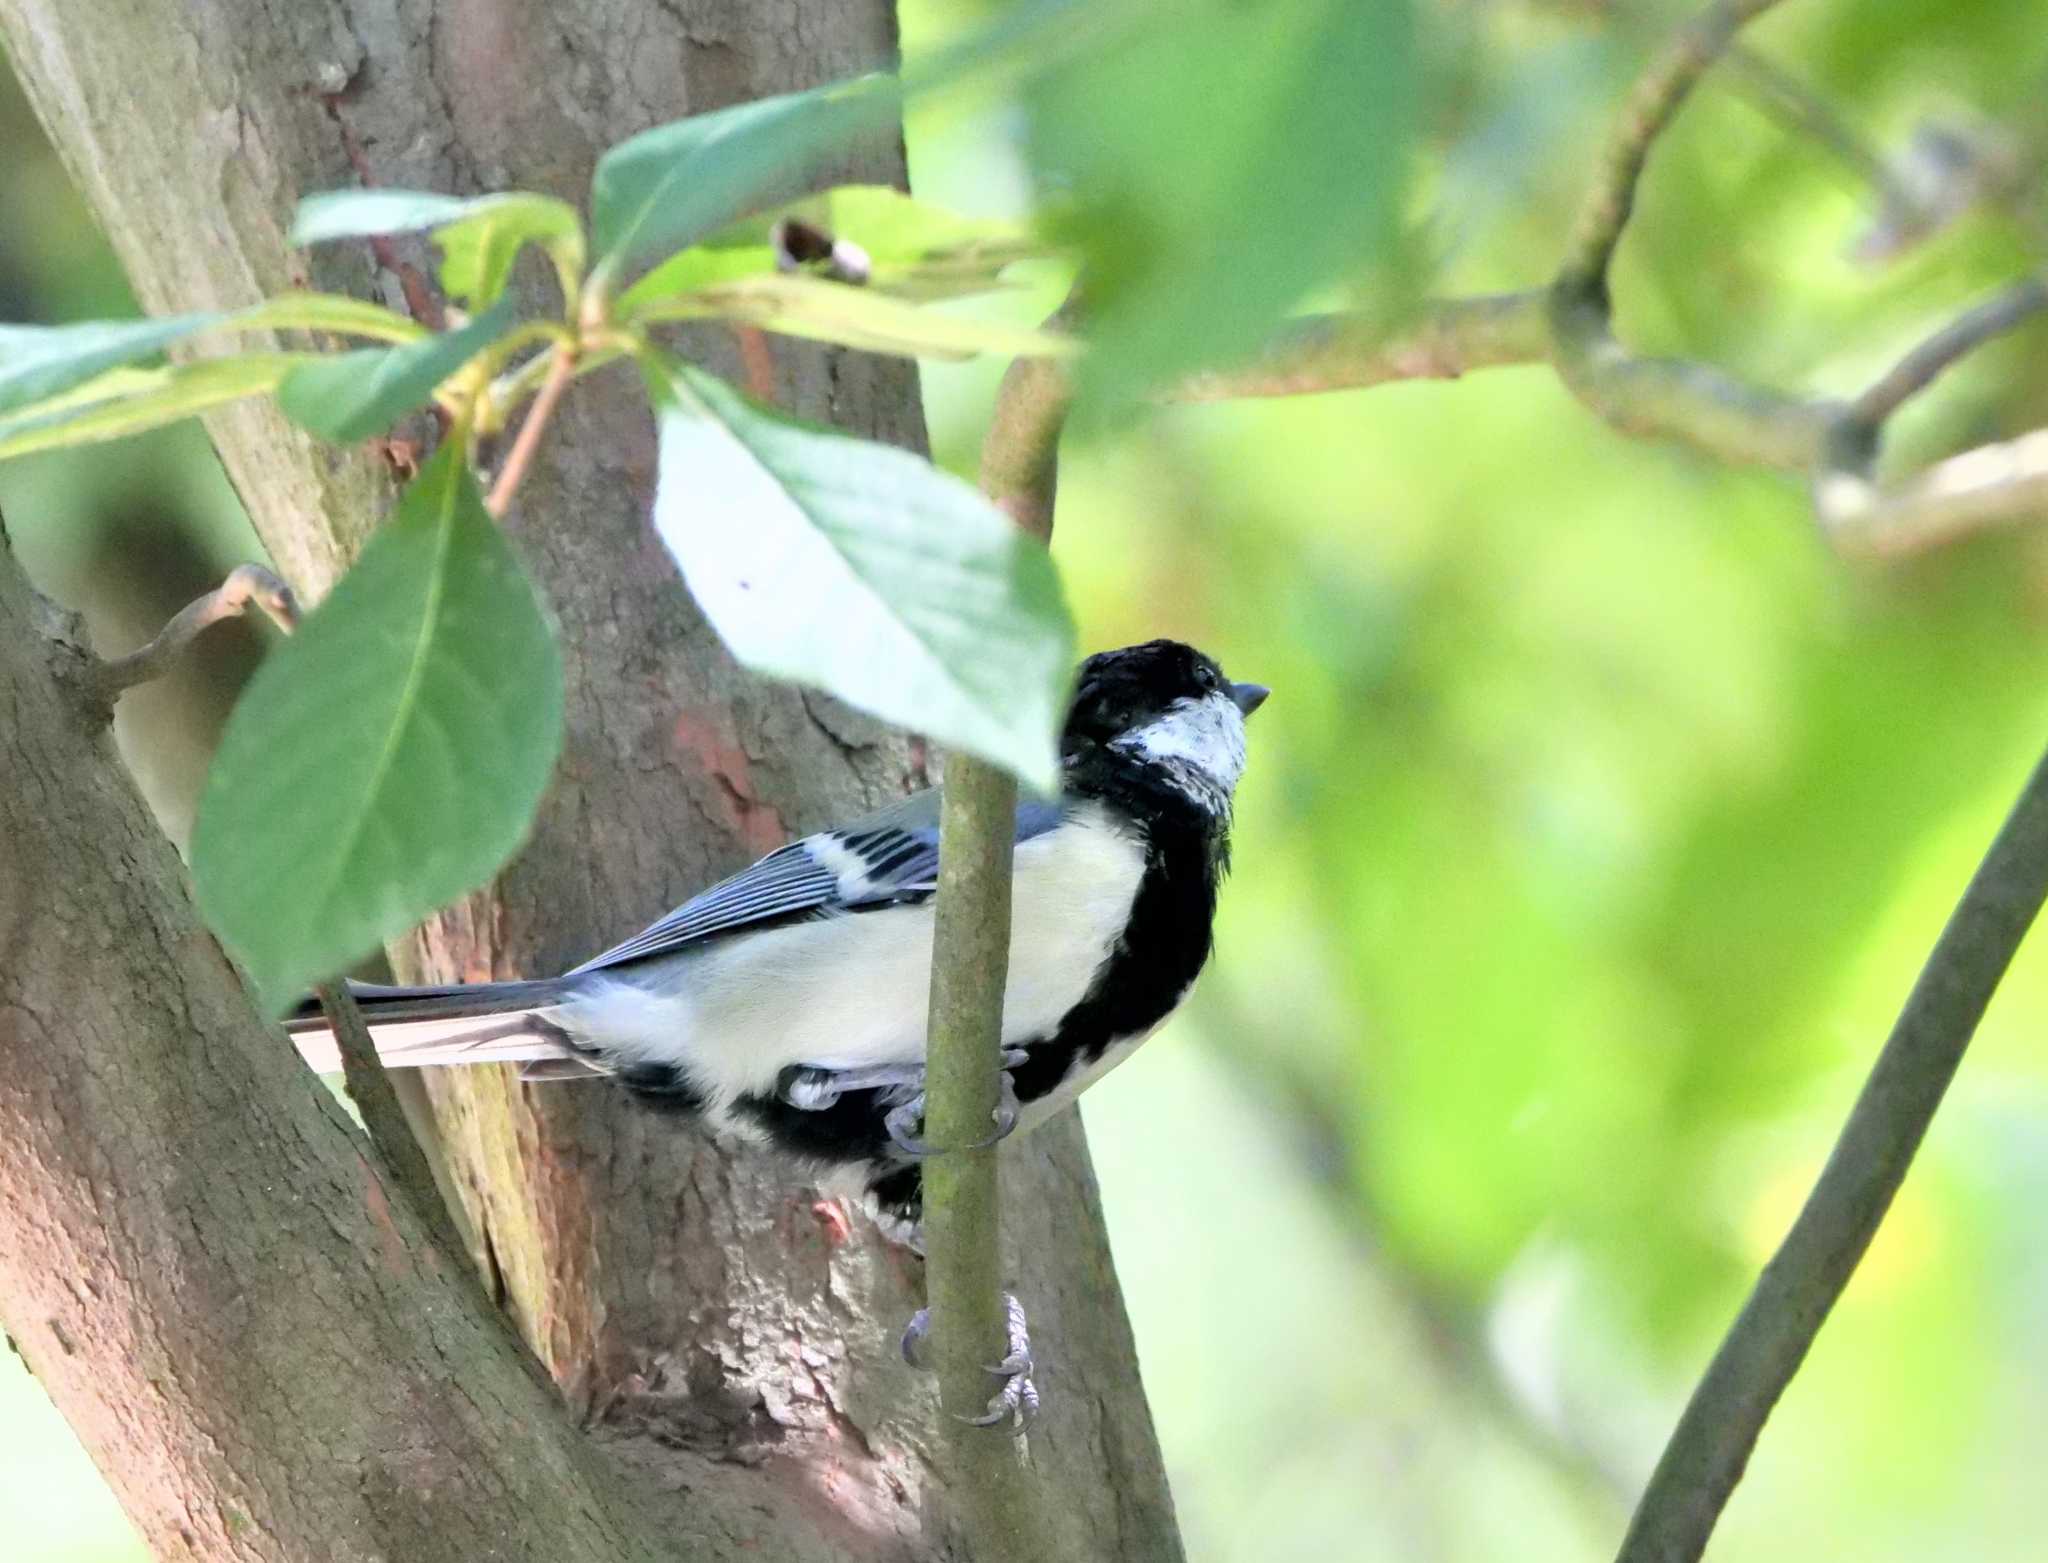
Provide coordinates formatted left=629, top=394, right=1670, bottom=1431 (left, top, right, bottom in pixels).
left=1061, top=640, right=1268, bottom=809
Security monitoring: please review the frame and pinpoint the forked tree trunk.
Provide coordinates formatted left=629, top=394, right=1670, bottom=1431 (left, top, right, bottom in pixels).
left=0, top=2, right=1182, bottom=1557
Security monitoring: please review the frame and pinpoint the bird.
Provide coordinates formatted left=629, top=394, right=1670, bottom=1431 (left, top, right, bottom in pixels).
left=288, top=638, right=1264, bottom=1415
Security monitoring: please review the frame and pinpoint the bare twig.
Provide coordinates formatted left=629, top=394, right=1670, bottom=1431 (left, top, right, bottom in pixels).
left=1615, top=739, right=2048, bottom=1563
left=920, top=754, right=1036, bottom=1473
left=1851, top=277, right=2048, bottom=426
left=1556, top=0, right=1790, bottom=302
left=485, top=343, right=577, bottom=518
left=1721, top=44, right=1917, bottom=218
left=1817, top=426, right=2048, bottom=555
left=914, top=292, right=1075, bottom=1548
left=316, top=983, right=472, bottom=1268
left=980, top=356, right=1073, bottom=538
left=1549, top=293, right=1846, bottom=471
left=1175, top=293, right=1551, bottom=402
left=979, top=290, right=1084, bottom=539
left=85, top=563, right=300, bottom=702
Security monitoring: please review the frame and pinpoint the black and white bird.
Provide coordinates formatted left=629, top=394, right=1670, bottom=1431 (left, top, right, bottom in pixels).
left=289, top=639, right=1265, bottom=1249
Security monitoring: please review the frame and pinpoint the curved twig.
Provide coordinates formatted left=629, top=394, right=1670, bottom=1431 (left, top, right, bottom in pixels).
left=86, top=563, right=300, bottom=702
left=1556, top=0, right=1791, bottom=303
left=1615, top=739, right=2048, bottom=1563
left=1851, top=277, right=2048, bottom=427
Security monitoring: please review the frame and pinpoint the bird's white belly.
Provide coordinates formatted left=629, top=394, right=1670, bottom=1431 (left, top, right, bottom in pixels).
left=569, top=803, right=1147, bottom=1113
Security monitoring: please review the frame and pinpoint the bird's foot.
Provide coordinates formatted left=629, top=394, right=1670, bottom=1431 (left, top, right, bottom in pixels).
left=777, top=1059, right=928, bottom=1111
left=881, top=1051, right=1025, bottom=1157
left=900, top=1291, right=1039, bottom=1428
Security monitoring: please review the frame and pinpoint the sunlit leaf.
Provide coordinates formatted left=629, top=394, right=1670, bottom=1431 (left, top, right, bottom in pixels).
left=629, top=273, right=1075, bottom=361
left=1029, top=0, right=1417, bottom=407
left=707, top=185, right=1041, bottom=265
left=237, top=290, right=430, bottom=344
left=276, top=297, right=519, bottom=442
left=289, top=188, right=480, bottom=245
left=0, top=313, right=226, bottom=416
left=434, top=194, right=586, bottom=307
left=618, top=185, right=1055, bottom=315
left=641, top=351, right=1071, bottom=790
left=615, top=246, right=775, bottom=311
left=291, top=188, right=586, bottom=310
left=0, top=295, right=426, bottom=443
left=0, top=354, right=306, bottom=459
left=191, top=442, right=562, bottom=1010
left=589, top=75, right=901, bottom=271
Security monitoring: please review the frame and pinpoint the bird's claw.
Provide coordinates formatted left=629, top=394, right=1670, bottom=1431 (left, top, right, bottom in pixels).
left=883, top=1053, right=1027, bottom=1157
left=901, top=1306, right=932, bottom=1368
left=900, top=1293, right=1039, bottom=1428
left=885, top=1097, right=936, bottom=1157
left=961, top=1292, right=1038, bottom=1427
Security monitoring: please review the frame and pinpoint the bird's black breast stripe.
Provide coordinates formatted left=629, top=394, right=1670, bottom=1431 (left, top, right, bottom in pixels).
left=1009, top=758, right=1224, bottom=1105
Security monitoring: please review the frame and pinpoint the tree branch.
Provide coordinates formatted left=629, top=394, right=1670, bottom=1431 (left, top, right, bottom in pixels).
left=920, top=754, right=1043, bottom=1537
left=317, top=981, right=472, bottom=1268
left=1850, top=276, right=2048, bottom=427
left=915, top=289, right=1077, bottom=1551
left=83, top=562, right=299, bottom=702
left=1817, top=425, right=2048, bottom=555
left=1548, top=293, right=1846, bottom=471
left=1556, top=0, right=1791, bottom=302
left=1815, top=280, right=2048, bottom=552
left=1174, top=293, right=1551, bottom=402
left=1615, top=737, right=2048, bottom=1563
left=0, top=523, right=677, bottom=1562
left=72, top=553, right=466, bottom=1270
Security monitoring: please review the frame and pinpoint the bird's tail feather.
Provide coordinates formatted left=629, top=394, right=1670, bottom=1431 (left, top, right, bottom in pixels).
left=286, top=978, right=603, bottom=1078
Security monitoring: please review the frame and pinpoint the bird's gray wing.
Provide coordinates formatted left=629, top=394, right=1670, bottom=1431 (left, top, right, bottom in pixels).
left=567, top=788, right=1066, bottom=976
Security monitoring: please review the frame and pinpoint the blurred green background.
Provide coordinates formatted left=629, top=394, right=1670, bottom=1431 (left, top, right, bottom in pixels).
left=8, top=1, right=2048, bottom=1558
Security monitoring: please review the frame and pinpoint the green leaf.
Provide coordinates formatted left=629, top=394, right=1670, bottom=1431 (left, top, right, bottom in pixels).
left=617, top=186, right=1054, bottom=316
left=632, top=273, right=1075, bottom=361
left=289, top=189, right=481, bottom=245
left=191, top=442, right=563, bottom=1010
left=701, top=185, right=1041, bottom=266
left=291, top=188, right=586, bottom=309
left=276, top=297, right=520, bottom=442
left=0, top=354, right=306, bottom=459
left=237, top=291, right=429, bottom=344
left=433, top=195, right=586, bottom=307
left=640, top=352, right=1071, bottom=791
left=0, top=295, right=425, bottom=441
left=0, top=313, right=226, bottom=417
left=1029, top=0, right=1417, bottom=407
left=616, top=245, right=779, bottom=312
left=590, top=75, right=901, bottom=270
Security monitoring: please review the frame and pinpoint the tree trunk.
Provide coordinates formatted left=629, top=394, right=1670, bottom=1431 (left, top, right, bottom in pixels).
left=0, top=2, right=1182, bottom=1558
left=0, top=530, right=686, bottom=1562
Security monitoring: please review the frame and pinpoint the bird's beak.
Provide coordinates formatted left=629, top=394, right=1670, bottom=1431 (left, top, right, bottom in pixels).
left=1231, top=682, right=1271, bottom=716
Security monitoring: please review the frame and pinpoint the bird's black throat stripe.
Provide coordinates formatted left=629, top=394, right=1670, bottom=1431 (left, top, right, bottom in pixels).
left=1007, top=744, right=1226, bottom=1101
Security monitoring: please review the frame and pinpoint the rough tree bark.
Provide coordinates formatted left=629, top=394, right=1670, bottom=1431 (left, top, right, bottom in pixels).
left=0, top=2, right=1181, bottom=1558
left=0, top=528, right=683, bottom=1562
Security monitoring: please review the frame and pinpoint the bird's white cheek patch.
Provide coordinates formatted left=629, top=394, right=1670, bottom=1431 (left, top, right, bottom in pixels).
left=1114, top=693, right=1247, bottom=797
